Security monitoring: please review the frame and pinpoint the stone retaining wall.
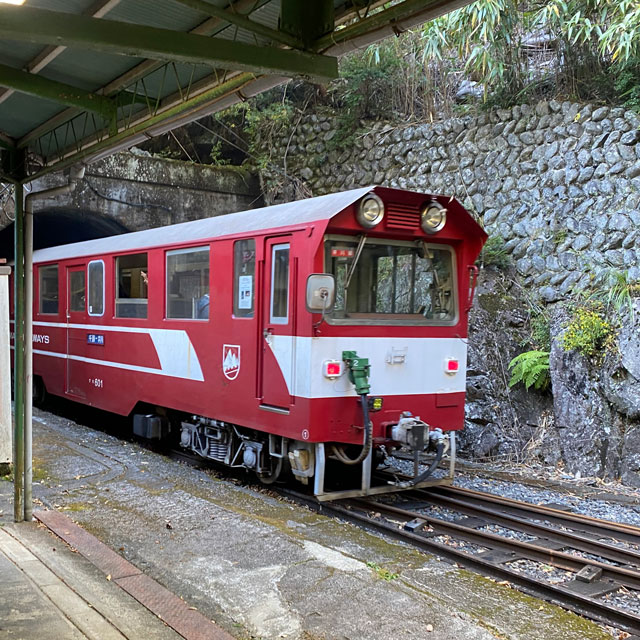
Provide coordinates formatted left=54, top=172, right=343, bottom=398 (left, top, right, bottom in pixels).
left=264, top=100, right=640, bottom=299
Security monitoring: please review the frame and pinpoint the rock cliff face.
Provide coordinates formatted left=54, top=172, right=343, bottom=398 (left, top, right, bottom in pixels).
left=259, top=100, right=640, bottom=485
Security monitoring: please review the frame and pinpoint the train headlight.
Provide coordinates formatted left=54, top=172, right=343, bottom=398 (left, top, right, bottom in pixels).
left=421, top=200, right=447, bottom=234
left=357, top=194, right=384, bottom=229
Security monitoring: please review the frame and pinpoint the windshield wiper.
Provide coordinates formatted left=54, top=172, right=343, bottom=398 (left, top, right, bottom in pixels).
left=344, top=234, right=367, bottom=291
left=340, top=234, right=367, bottom=315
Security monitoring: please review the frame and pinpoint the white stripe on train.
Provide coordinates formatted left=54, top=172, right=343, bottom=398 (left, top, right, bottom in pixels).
left=267, top=335, right=467, bottom=398
left=14, top=320, right=204, bottom=382
left=20, top=321, right=466, bottom=397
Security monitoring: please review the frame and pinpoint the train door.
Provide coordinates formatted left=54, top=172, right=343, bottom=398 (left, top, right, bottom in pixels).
left=65, top=265, right=87, bottom=398
left=260, top=238, right=294, bottom=410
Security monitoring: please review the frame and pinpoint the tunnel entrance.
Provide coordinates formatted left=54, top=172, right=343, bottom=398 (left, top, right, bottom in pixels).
left=0, top=208, right=130, bottom=261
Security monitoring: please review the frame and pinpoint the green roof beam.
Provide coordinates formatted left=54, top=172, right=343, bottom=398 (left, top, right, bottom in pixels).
left=315, top=0, right=447, bottom=51
left=0, top=63, right=117, bottom=119
left=0, top=5, right=338, bottom=81
left=0, top=130, right=15, bottom=151
left=171, top=0, right=305, bottom=50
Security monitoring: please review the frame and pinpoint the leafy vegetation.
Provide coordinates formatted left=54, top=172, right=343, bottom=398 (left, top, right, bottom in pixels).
left=420, top=0, right=640, bottom=108
left=595, top=268, right=640, bottom=319
left=479, top=235, right=510, bottom=270
left=560, top=302, right=614, bottom=359
left=366, top=561, right=399, bottom=581
left=530, top=312, right=552, bottom=352
left=508, top=350, right=551, bottom=391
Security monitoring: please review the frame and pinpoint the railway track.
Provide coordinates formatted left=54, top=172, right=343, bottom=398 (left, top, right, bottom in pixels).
left=165, top=447, right=640, bottom=633
left=280, top=483, right=640, bottom=635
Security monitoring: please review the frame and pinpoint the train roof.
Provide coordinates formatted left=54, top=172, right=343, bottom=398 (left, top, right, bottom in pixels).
left=32, top=186, right=483, bottom=263
left=33, top=186, right=376, bottom=263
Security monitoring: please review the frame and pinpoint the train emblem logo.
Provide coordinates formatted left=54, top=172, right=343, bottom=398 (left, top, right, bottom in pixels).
left=222, top=345, right=241, bottom=380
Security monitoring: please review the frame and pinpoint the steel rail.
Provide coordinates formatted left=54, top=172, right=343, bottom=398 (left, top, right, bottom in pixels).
left=403, top=490, right=640, bottom=568
left=427, top=485, right=640, bottom=543
left=358, top=499, right=640, bottom=590
left=277, top=489, right=640, bottom=635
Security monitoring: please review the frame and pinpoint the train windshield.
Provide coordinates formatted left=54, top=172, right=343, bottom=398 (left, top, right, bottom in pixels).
left=324, top=237, right=457, bottom=325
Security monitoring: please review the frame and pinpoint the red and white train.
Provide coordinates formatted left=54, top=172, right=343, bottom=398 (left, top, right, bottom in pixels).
left=13, top=186, right=486, bottom=500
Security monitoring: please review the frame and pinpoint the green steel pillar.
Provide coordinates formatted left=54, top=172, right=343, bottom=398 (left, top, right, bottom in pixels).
left=280, top=0, right=334, bottom=49
left=13, top=181, right=24, bottom=523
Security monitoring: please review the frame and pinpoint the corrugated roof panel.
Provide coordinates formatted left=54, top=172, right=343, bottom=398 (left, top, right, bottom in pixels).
left=0, top=93, right=66, bottom=139
left=0, top=41, right=47, bottom=66
left=250, top=0, right=281, bottom=29
left=42, top=50, right=146, bottom=93
left=106, top=0, right=208, bottom=30
left=28, top=0, right=97, bottom=14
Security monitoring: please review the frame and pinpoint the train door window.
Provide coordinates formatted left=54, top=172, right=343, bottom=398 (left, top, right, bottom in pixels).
left=270, top=243, right=289, bottom=324
left=166, top=247, right=210, bottom=319
left=69, top=270, right=86, bottom=312
left=39, top=264, right=59, bottom=314
left=88, top=260, right=104, bottom=316
left=233, top=239, right=255, bottom=318
left=115, top=253, right=148, bottom=318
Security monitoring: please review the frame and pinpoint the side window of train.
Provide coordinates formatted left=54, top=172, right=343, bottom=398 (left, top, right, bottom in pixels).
left=115, top=253, right=148, bottom=318
left=88, top=260, right=104, bottom=316
left=270, top=243, right=290, bottom=324
left=69, top=270, right=86, bottom=312
left=233, top=239, right=255, bottom=318
left=166, top=246, right=210, bottom=320
left=39, top=264, right=59, bottom=314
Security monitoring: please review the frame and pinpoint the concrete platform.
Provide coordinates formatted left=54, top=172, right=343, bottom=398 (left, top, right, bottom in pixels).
left=0, top=407, right=614, bottom=639
left=0, top=482, right=232, bottom=639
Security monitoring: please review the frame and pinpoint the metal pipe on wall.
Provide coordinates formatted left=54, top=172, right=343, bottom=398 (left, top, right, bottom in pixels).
left=13, top=182, right=24, bottom=522
left=23, top=198, right=33, bottom=522
left=20, top=166, right=85, bottom=522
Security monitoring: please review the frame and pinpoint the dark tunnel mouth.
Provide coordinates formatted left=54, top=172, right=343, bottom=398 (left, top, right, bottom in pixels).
left=0, top=208, right=131, bottom=260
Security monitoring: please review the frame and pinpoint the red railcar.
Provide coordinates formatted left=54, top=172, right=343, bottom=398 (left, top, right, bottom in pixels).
left=14, top=186, right=486, bottom=499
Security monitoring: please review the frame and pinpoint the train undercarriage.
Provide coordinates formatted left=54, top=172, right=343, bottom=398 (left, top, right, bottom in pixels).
left=175, top=413, right=456, bottom=501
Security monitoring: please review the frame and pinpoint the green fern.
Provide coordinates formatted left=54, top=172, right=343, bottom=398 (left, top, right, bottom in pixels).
left=508, top=350, right=550, bottom=391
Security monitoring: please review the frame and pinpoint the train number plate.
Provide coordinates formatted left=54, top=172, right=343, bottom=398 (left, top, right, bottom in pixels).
left=87, top=333, right=105, bottom=345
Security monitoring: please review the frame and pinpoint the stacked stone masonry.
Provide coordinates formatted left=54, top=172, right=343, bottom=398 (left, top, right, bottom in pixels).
left=267, top=100, right=640, bottom=301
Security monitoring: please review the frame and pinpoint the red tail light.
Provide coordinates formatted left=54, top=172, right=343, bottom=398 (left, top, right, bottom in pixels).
left=324, top=360, right=342, bottom=378
left=445, top=358, right=459, bottom=375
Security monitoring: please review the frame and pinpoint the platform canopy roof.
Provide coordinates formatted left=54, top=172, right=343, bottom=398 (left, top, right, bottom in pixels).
left=0, top=0, right=470, bottom=184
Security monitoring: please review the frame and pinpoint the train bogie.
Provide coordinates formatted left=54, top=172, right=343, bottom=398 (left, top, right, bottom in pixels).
left=14, top=186, right=486, bottom=499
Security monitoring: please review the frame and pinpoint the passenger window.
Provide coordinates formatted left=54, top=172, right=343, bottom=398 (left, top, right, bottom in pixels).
left=39, top=264, right=59, bottom=314
left=69, top=270, right=86, bottom=312
left=116, top=253, right=148, bottom=318
left=233, top=239, right=255, bottom=318
left=270, top=244, right=289, bottom=324
left=88, top=261, right=104, bottom=316
left=166, top=247, right=210, bottom=319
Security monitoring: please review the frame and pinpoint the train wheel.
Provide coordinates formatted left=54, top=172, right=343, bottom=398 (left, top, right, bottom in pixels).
left=32, top=376, right=47, bottom=407
left=257, top=454, right=284, bottom=485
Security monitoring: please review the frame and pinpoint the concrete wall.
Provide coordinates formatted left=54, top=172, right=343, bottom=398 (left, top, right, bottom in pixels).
left=0, top=265, right=10, bottom=470
left=4, top=152, right=263, bottom=233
